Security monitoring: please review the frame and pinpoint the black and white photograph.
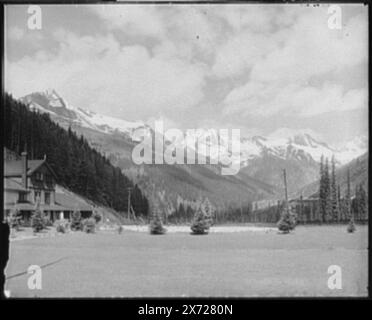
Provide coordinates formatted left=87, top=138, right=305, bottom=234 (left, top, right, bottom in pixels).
left=1, top=1, right=369, bottom=300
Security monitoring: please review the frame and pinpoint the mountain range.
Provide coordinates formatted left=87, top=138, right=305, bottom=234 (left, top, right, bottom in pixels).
left=20, top=90, right=368, bottom=208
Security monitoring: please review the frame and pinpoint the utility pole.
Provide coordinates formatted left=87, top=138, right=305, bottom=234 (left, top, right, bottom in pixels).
left=283, top=169, right=289, bottom=213
left=127, top=187, right=132, bottom=220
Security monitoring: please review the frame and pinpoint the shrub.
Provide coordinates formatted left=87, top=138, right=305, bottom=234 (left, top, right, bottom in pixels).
left=83, top=218, right=96, bottom=233
left=347, top=218, right=356, bottom=233
left=55, top=219, right=69, bottom=233
left=8, top=208, right=21, bottom=231
left=70, top=210, right=82, bottom=231
left=57, top=224, right=66, bottom=233
left=93, top=211, right=102, bottom=224
left=277, top=208, right=296, bottom=234
left=31, top=201, right=45, bottom=233
left=43, top=217, right=53, bottom=228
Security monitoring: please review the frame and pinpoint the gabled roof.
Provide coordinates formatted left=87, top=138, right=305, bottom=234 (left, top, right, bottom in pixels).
left=4, top=159, right=58, bottom=180
left=4, top=159, right=45, bottom=177
left=4, top=178, right=29, bottom=192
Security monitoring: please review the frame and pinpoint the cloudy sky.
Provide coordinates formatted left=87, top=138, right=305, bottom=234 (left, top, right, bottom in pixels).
left=4, top=3, right=368, bottom=146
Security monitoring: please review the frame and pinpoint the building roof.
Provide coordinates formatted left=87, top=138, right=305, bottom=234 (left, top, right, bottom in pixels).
left=4, top=159, right=45, bottom=177
left=4, top=178, right=29, bottom=192
left=4, top=202, right=68, bottom=211
left=55, top=192, right=93, bottom=211
left=4, top=158, right=59, bottom=180
left=4, top=197, right=93, bottom=212
left=4, top=176, right=93, bottom=212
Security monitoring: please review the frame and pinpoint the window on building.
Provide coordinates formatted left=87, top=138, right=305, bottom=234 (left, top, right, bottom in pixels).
left=35, top=172, right=43, bottom=181
left=18, top=192, right=27, bottom=203
left=34, top=191, right=41, bottom=202
left=46, top=174, right=53, bottom=185
left=45, top=192, right=51, bottom=205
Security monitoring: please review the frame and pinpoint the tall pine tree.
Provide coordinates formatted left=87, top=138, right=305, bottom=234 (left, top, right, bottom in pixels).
left=323, top=158, right=332, bottom=222
left=318, top=155, right=325, bottom=224
left=357, top=184, right=367, bottom=223
left=346, top=168, right=352, bottom=220
left=330, top=156, right=339, bottom=222
left=337, top=184, right=342, bottom=222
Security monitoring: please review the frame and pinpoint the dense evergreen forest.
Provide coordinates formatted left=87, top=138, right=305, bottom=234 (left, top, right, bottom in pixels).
left=253, top=156, right=368, bottom=225
left=4, top=93, right=149, bottom=216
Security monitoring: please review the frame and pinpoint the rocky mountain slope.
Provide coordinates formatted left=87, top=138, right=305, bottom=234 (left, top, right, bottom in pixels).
left=19, top=90, right=367, bottom=207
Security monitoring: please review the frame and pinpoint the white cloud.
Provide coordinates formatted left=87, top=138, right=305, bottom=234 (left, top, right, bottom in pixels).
left=213, top=5, right=275, bottom=32
left=250, top=12, right=368, bottom=83
left=4, top=4, right=368, bottom=144
left=91, top=5, right=221, bottom=61
left=268, top=127, right=324, bottom=141
left=297, top=86, right=367, bottom=117
left=221, top=7, right=368, bottom=117
left=5, top=29, right=207, bottom=121
left=223, top=81, right=367, bottom=117
left=89, top=5, right=166, bottom=39
left=167, top=7, right=219, bottom=57
left=217, top=8, right=367, bottom=81
left=212, top=31, right=281, bottom=78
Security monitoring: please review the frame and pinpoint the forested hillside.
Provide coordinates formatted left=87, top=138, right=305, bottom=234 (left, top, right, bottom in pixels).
left=297, top=152, right=368, bottom=199
left=3, top=93, right=149, bottom=216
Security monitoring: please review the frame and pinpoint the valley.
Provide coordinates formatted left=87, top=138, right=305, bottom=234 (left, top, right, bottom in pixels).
left=19, top=90, right=368, bottom=212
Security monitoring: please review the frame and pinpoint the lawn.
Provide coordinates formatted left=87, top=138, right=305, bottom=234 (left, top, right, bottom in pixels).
left=5, top=225, right=368, bottom=297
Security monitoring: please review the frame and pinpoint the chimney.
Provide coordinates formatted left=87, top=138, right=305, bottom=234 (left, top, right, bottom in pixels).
left=21, top=151, right=28, bottom=189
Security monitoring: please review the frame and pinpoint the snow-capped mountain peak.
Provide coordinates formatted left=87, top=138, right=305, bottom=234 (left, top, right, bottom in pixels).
left=241, top=129, right=367, bottom=166
left=20, top=91, right=367, bottom=168
left=21, top=90, right=147, bottom=136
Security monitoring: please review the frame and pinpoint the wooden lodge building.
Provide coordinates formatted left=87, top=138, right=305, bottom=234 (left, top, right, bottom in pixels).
left=4, top=151, right=93, bottom=224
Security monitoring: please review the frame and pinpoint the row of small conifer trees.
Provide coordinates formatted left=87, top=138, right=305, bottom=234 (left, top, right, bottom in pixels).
left=149, top=198, right=214, bottom=235
left=277, top=205, right=356, bottom=234
left=148, top=196, right=357, bottom=236
left=9, top=198, right=356, bottom=236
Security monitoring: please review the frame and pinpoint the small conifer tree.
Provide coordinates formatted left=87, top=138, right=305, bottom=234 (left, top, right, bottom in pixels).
left=31, top=198, right=44, bottom=233
left=278, top=169, right=296, bottom=234
left=190, top=199, right=211, bottom=235
left=277, top=205, right=296, bottom=234
left=203, top=197, right=214, bottom=226
left=357, top=184, right=367, bottom=223
left=330, top=156, right=339, bottom=222
left=149, top=199, right=166, bottom=235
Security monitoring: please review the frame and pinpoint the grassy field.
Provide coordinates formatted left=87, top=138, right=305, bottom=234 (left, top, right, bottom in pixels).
left=5, top=225, right=368, bottom=297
